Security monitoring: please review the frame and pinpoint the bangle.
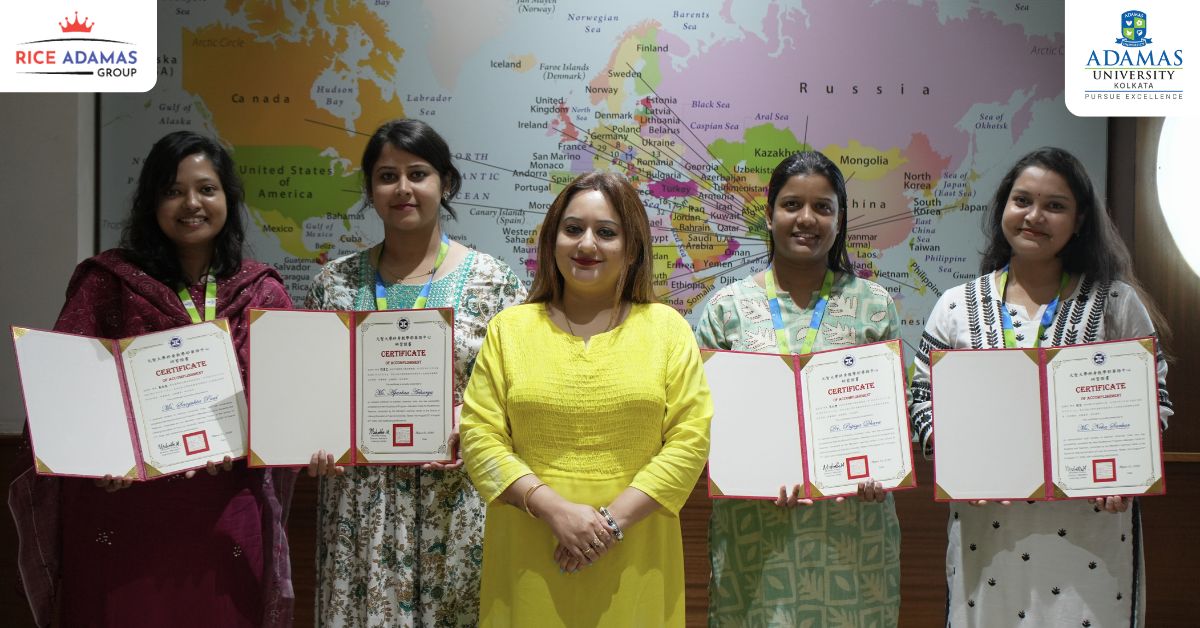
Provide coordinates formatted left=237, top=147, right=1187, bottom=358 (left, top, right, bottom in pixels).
left=598, top=506, right=624, bottom=541
left=522, top=482, right=547, bottom=518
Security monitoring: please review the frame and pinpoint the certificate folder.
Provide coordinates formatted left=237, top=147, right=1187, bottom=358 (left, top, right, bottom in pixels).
left=703, top=339, right=916, bottom=501
left=11, top=320, right=247, bottom=480
left=247, top=307, right=455, bottom=467
left=930, top=337, right=1164, bottom=502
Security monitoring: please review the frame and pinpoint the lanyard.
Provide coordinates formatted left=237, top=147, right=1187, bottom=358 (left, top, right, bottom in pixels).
left=996, top=265, right=1069, bottom=348
left=177, top=271, right=217, bottom=323
left=764, top=267, right=834, bottom=355
left=375, top=233, right=451, bottom=310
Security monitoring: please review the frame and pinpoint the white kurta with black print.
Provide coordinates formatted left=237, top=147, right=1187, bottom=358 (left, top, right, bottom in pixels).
left=909, top=273, right=1172, bottom=628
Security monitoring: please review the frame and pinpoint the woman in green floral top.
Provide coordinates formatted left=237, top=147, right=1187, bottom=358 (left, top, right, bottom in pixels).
left=304, top=119, right=526, bottom=627
left=695, top=152, right=903, bottom=627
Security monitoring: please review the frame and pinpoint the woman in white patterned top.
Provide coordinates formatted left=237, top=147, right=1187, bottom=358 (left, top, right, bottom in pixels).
left=909, top=147, right=1171, bottom=628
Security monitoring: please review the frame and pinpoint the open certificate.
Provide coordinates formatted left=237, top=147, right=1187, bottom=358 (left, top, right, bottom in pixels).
left=930, top=337, right=1164, bottom=501
left=704, top=339, right=916, bottom=500
left=11, top=320, right=247, bottom=480
left=247, top=308, right=454, bottom=466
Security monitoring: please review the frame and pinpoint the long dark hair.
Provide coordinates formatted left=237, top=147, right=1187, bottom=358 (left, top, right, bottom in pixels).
left=765, top=151, right=855, bottom=274
left=361, top=119, right=461, bottom=219
left=526, top=171, right=655, bottom=307
left=981, top=146, right=1170, bottom=347
left=119, top=131, right=246, bottom=287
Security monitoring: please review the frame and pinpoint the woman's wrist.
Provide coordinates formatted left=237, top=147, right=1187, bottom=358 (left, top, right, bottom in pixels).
left=525, top=484, right=564, bottom=520
left=522, top=482, right=547, bottom=517
left=598, top=506, right=625, bottom=541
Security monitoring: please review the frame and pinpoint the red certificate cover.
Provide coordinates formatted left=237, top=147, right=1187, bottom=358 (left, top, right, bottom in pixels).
left=930, top=337, right=1164, bottom=502
left=704, top=339, right=917, bottom=501
left=246, top=307, right=456, bottom=467
left=11, top=319, right=246, bottom=481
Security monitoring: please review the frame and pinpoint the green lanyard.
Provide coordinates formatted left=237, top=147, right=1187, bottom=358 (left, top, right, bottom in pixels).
left=177, top=272, right=217, bottom=323
left=996, top=265, right=1069, bottom=348
left=764, top=267, right=835, bottom=355
left=375, top=233, right=451, bottom=310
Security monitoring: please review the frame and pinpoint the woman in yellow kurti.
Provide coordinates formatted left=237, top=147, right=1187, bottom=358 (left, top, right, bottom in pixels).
left=461, top=171, right=712, bottom=627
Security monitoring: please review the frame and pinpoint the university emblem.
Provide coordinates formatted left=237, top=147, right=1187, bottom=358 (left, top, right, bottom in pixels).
left=1117, top=10, right=1150, bottom=47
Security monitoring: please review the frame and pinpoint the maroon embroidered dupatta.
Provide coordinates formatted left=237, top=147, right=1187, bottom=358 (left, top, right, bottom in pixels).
left=8, top=249, right=296, bottom=627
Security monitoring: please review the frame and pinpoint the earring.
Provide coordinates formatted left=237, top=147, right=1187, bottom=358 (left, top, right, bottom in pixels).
left=442, top=191, right=450, bottom=201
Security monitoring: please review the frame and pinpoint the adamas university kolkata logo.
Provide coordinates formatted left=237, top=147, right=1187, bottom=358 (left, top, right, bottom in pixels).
left=1118, top=10, right=1150, bottom=47
left=1064, top=0, right=1186, bottom=117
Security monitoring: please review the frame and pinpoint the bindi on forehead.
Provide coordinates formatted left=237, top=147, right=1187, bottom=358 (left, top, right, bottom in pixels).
left=1012, top=186, right=1073, bottom=201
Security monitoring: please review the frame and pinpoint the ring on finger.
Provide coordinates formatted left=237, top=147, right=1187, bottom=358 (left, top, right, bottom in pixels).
left=583, top=547, right=595, bottom=555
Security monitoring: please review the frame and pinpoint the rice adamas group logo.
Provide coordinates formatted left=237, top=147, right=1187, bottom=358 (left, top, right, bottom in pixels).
left=1, top=2, right=156, bottom=92
left=17, top=12, right=139, bottom=78
left=1065, top=0, right=1192, bottom=116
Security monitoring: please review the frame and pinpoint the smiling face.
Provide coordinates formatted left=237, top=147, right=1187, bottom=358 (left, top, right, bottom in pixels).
left=553, top=189, right=626, bottom=297
left=155, top=153, right=228, bottom=254
left=1001, top=166, right=1080, bottom=263
left=370, top=143, right=445, bottom=233
left=766, top=173, right=840, bottom=267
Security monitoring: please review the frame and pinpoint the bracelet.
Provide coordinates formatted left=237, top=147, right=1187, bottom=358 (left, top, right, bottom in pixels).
left=598, top=506, right=624, bottom=541
left=522, top=482, right=548, bottom=518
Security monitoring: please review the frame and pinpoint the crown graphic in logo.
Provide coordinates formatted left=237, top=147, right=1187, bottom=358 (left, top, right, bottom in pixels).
left=60, top=11, right=94, bottom=33
left=1116, top=10, right=1150, bottom=48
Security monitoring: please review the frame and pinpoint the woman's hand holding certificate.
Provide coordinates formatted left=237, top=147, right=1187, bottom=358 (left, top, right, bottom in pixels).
left=12, top=320, right=248, bottom=481
left=930, top=338, right=1165, bottom=502
left=248, top=307, right=456, bottom=467
left=705, top=339, right=916, bottom=501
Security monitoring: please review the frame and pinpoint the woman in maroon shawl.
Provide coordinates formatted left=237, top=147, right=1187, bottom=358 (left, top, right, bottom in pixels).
left=8, top=131, right=296, bottom=627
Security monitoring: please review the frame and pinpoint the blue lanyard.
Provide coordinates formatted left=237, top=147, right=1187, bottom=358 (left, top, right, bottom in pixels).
left=996, top=264, right=1069, bottom=348
left=374, top=233, right=450, bottom=310
left=764, top=267, right=834, bottom=355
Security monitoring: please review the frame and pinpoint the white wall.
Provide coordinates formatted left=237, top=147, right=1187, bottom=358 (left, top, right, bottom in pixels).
left=0, top=94, right=95, bottom=434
